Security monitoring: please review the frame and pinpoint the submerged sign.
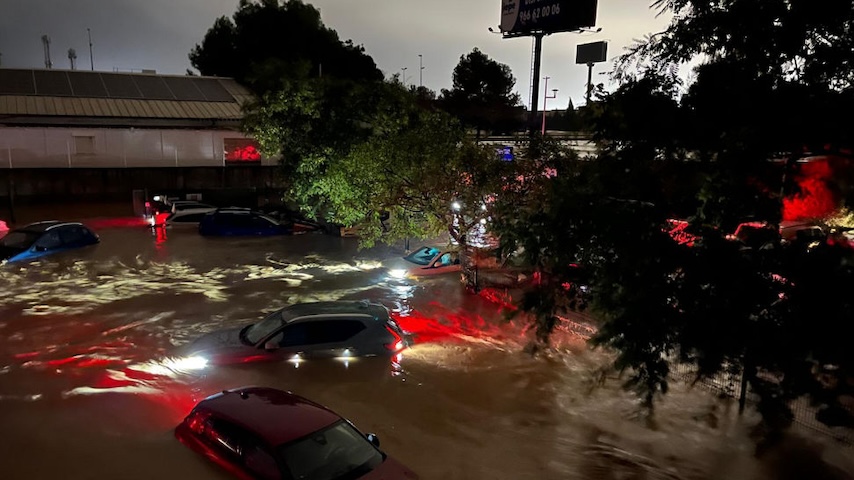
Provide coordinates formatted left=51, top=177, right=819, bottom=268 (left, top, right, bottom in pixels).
left=500, top=0, right=598, bottom=35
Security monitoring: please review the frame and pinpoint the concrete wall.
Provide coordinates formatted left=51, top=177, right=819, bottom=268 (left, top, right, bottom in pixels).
left=0, top=126, right=276, bottom=168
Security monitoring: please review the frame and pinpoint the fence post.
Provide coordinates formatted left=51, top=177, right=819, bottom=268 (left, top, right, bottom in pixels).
left=739, top=355, right=751, bottom=414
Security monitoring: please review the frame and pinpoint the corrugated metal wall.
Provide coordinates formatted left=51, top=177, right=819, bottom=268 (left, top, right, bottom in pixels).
left=0, top=126, right=276, bottom=168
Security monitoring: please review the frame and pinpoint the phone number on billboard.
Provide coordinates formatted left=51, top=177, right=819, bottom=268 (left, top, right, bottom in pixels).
left=520, top=1, right=562, bottom=23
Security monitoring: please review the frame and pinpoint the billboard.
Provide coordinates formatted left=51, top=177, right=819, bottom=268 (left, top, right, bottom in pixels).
left=576, top=41, right=608, bottom=64
left=500, top=0, right=598, bottom=36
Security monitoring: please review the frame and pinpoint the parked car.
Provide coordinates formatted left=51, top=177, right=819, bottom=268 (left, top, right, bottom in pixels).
left=199, top=209, right=291, bottom=237
left=0, top=221, right=99, bottom=264
left=164, top=207, right=218, bottom=228
left=185, top=301, right=410, bottom=365
left=176, top=387, right=418, bottom=480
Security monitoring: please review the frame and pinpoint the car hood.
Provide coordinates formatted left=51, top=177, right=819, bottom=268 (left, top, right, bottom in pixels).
left=186, top=326, right=248, bottom=353
left=363, top=456, right=419, bottom=480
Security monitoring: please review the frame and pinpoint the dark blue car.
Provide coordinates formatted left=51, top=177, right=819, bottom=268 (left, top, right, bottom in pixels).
left=198, top=208, right=291, bottom=236
left=0, top=221, right=100, bottom=264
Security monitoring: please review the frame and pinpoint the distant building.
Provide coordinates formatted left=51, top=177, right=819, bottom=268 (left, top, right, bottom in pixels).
left=0, top=68, right=269, bottom=168
left=0, top=68, right=281, bottom=214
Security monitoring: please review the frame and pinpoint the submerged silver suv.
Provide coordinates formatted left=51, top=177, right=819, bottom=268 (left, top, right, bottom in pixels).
left=185, top=301, right=410, bottom=365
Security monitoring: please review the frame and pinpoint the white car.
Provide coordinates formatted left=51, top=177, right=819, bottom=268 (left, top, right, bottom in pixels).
left=164, top=208, right=217, bottom=228
left=170, top=201, right=216, bottom=214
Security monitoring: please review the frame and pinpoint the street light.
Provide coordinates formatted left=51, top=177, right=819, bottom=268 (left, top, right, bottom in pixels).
left=541, top=76, right=558, bottom=135
left=418, top=54, right=424, bottom=87
left=401, top=67, right=408, bottom=87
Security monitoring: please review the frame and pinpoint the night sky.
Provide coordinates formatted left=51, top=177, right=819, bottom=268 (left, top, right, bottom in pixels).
left=0, top=0, right=670, bottom=107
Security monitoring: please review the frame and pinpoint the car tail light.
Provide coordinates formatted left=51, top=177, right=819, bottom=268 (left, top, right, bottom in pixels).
left=186, top=411, right=208, bottom=435
left=384, top=326, right=405, bottom=352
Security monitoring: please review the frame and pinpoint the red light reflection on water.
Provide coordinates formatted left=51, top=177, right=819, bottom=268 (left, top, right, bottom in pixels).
left=392, top=303, right=517, bottom=345
left=783, top=159, right=838, bottom=221
left=84, top=217, right=150, bottom=230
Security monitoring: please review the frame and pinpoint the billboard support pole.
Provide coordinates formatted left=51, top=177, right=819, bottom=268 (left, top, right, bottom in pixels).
left=529, top=32, right=544, bottom=136
left=585, top=62, right=594, bottom=105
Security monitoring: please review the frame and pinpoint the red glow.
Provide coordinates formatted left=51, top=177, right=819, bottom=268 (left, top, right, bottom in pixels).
left=384, top=326, right=405, bottom=351
left=85, top=217, right=150, bottom=230
left=224, top=139, right=262, bottom=163
left=783, top=159, right=838, bottom=221
left=666, top=219, right=698, bottom=246
left=391, top=307, right=511, bottom=344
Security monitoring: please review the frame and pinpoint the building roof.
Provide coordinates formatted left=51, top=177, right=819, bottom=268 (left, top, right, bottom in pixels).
left=0, top=68, right=254, bottom=127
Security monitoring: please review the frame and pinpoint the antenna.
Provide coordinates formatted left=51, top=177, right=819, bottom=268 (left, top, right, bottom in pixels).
left=68, top=48, right=77, bottom=70
left=41, top=35, right=53, bottom=69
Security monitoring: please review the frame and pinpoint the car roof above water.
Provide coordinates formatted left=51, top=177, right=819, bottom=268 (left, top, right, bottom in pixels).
left=20, top=221, right=84, bottom=233
left=280, top=301, right=390, bottom=323
left=196, top=387, right=341, bottom=446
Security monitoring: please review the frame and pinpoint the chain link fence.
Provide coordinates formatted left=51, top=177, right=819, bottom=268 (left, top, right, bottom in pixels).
left=671, top=362, right=854, bottom=446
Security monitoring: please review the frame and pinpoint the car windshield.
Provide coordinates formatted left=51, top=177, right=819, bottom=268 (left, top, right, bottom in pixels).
left=244, top=311, right=284, bottom=345
left=278, top=421, right=383, bottom=480
left=0, top=231, right=40, bottom=250
left=403, top=246, right=440, bottom=266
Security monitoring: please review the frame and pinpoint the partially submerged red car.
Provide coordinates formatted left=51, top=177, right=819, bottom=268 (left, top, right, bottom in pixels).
left=176, top=387, right=418, bottom=480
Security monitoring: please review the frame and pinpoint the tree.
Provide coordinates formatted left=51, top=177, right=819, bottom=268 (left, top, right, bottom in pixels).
left=190, top=0, right=382, bottom=93
left=246, top=79, right=505, bottom=247
left=438, top=48, right=524, bottom=137
left=492, top=0, right=854, bottom=442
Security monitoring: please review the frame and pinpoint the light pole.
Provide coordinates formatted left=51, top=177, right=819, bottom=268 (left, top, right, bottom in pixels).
left=87, top=28, right=94, bottom=71
left=401, top=67, right=408, bottom=87
left=418, top=54, right=424, bottom=87
left=541, top=76, right=558, bottom=135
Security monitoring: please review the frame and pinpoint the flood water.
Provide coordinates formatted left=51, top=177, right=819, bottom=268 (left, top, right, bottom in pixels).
left=1, top=222, right=852, bottom=480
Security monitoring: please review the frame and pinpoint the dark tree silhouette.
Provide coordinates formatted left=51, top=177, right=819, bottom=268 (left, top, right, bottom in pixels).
left=190, top=0, right=382, bottom=93
left=438, top=48, right=524, bottom=137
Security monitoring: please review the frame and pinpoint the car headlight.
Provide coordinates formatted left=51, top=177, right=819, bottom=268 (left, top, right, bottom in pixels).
left=388, top=269, right=408, bottom=279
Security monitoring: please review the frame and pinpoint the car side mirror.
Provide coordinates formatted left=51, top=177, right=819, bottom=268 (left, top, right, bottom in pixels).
left=366, top=433, right=380, bottom=448
left=264, top=340, right=278, bottom=351
left=432, top=261, right=441, bottom=268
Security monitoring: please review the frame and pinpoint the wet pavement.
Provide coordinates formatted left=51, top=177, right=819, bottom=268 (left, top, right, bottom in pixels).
left=1, top=221, right=853, bottom=479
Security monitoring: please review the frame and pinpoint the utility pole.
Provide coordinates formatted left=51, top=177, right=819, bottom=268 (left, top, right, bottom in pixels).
left=87, top=28, right=94, bottom=71
left=541, top=76, right=558, bottom=135
left=401, top=67, right=408, bottom=87
left=529, top=32, right=545, bottom=135
left=585, top=62, right=594, bottom=105
left=418, top=54, right=424, bottom=87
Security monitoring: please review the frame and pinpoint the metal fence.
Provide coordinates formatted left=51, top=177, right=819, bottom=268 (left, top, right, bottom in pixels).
left=671, top=362, right=854, bottom=446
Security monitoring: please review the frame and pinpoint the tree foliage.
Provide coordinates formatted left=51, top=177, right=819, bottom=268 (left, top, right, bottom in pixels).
left=190, top=0, right=381, bottom=93
left=492, top=0, right=854, bottom=439
left=438, top=48, right=524, bottom=136
left=246, top=77, right=502, bottom=247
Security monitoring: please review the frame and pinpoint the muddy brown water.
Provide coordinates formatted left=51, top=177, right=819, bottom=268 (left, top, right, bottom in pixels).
left=0, top=223, right=852, bottom=479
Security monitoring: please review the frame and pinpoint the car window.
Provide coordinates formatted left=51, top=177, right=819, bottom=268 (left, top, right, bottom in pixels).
left=203, top=418, right=245, bottom=458
left=1, top=231, right=40, bottom=249
left=219, top=213, right=255, bottom=228
left=253, top=214, right=277, bottom=227
left=34, top=231, right=62, bottom=250
left=403, top=246, right=440, bottom=266
left=276, top=320, right=366, bottom=347
left=278, top=421, right=382, bottom=480
left=58, top=226, right=87, bottom=245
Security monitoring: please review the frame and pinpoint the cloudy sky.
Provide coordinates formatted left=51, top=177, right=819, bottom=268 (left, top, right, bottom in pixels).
left=1, top=0, right=671, bottom=108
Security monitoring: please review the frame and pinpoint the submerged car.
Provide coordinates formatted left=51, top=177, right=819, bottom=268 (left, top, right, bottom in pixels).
left=386, top=246, right=462, bottom=279
left=199, top=208, right=291, bottom=237
left=163, top=207, right=218, bottom=228
left=0, top=221, right=99, bottom=264
left=176, top=387, right=418, bottom=480
left=185, top=301, right=410, bottom=365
